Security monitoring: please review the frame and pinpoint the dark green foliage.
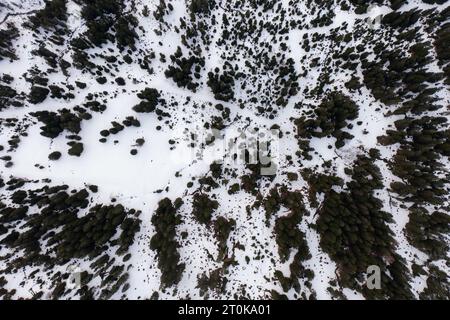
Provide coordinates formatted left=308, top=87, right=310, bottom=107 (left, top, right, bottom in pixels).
left=108, top=121, right=125, bottom=134
left=116, top=217, right=140, bottom=255
left=213, top=216, right=235, bottom=260
left=48, top=151, right=62, bottom=161
left=0, top=82, right=18, bottom=111
left=366, top=39, right=450, bottom=268
left=153, top=0, right=174, bottom=21
left=196, top=268, right=226, bottom=297
left=115, top=15, right=138, bottom=50
left=150, top=198, right=185, bottom=288
left=31, top=109, right=88, bottom=139
left=69, top=0, right=139, bottom=71
left=301, top=169, right=343, bottom=208
left=240, top=145, right=277, bottom=195
left=133, top=88, right=161, bottom=113
left=71, top=48, right=95, bottom=70
left=189, top=0, right=213, bottom=15
left=96, top=77, right=107, bottom=84
left=49, top=84, right=72, bottom=100
left=276, top=197, right=309, bottom=262
left=80, top=0, right=122, bottom=46
left=310, top=10, right=334, bottom=28
left=275, top=210, right=308, bottom=263
left=207, top=67, right=235, bottom=102
left=358, top=34, right=449, bottom=278
left=382, top=9, right=422, bottom=30
left=316, top=155, right=413, bottom=299
left=363, top=43, right=441, bottom=107
left=405, top=208, right=450, bottom=260
left=262, top=188, right=281, bottom=222
left=419, top=266, right=450, bottom=300
left=196, top=176, right=218, bottom=190
left=261, top=186, right=309, bottom=262
left=135, top=138, right=145, bottom=146
left=273, top=58, right=299, bottom=108
left=192, top=193, right=219, bottom=225
left=311, top=91, right=359, bottom=138
left=434, top=18, right=450, bottom=84
left=115, top=77, right=126, bottom=86
left=270, top=290, right=289, bottom=300
left=387, top=117, right=449, bottom=206
left=0, top=0, right=448, bottom=300
left=390, top=0, right=407, bottom=9
left=68, top=142, right=84, bottom=157
left=345, top=76, right=362, bottom=91
left=274, top=251, right=314, bottom=295
left=165, top=47, right=205, bottom=92
left=260, top=186, right=311, bottom=293
left=296, top=91, right=359, bottom=152
left=0, top=184, right=140, bottom=297
left=122, top=116, right=141, bottom=127
left=0, top=206, right=28, bottom=223
left=0, top=23, right=19, bottom=61
left=51, top=282, right=66, bottom=299
left=28, top=86, right=50, bottom=104
left=28, top=0, right=68, bottom=31
left=53, top=203, right=126, bottom=259
left=227, top=183, right=240, bottom=195
left=287, top=172, right=298, bottom=181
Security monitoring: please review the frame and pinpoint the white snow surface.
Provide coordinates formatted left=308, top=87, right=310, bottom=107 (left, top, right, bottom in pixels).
left=0, top=0, right=449, bottom=300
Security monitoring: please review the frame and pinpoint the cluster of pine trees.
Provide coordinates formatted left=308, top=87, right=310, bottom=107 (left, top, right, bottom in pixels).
left=133, top=88, right=161, bottom=113
left=314, top=153, right=413, bottom=299
left=189, top=0, right=213, bottom=16
left=153, top=0, right=174, bottom=22
left=196, top=268, right=227, bottom=297
left=27, top=0, right=68, bottom=32
left=0, top=183, right=140, bottom=299
left=240, top=152, right=276, bottom=195
left=31, top=108, right=90, bottom=139
left=192, top=193, right=219, bottom=225
left=0, top=74, right=19, bottom=111
left=295, top=91, right=359, bottom=159
left=99, top=117, right=140, bottom=143
left=24, top=0, right=74, bottom=73
left=258, top=185, right=313, bottom=298
left=0, top=23, right=19, bottom=61
left=165, top=46, right=205, bottom=92
left=434, top=7, right=450, bottom=85
left=70, top=0, right=139, bottom=70
left=362, top=20, right=450, bottom=285
left=213, top=216, right=236, bottom=261
left=207, top=64, right=236, bottom=102
left=80, top=0, right=123, bottom=47
left=349, top=0, right=407, bottom=12
left=150, top=198, right=185, bottom=288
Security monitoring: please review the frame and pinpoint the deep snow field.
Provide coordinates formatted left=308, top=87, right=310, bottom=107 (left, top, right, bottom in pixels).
left=0, top=0, right=449, bottom=300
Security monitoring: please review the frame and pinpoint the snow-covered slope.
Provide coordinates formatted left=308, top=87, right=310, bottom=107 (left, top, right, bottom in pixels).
left=0, top=0, right=449, bottom=300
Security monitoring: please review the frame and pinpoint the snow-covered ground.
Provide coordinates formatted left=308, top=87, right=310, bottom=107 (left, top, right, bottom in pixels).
left=0, top=0, right=449, bottom=300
